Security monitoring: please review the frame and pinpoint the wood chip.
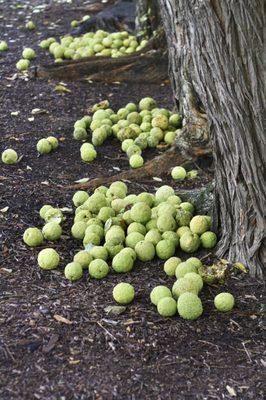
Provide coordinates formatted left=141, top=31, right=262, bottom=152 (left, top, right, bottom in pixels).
left=53, top=314, right=73, bottom=325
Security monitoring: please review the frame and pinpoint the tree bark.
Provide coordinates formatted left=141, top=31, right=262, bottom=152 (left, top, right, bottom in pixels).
left=159, top=0, right=265, bottom=277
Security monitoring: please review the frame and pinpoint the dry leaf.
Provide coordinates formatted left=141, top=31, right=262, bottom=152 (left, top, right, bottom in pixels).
left=0, top=206, right=9, bottom=213
left=54, top=84, right=71, bottom=94
left=153, top=177, right=163, bottom=182
left=226, top=385, right=236, bottom=397
left=74, top=177, right=90, bottom=183
left=53, top=314, right=73, bottom=325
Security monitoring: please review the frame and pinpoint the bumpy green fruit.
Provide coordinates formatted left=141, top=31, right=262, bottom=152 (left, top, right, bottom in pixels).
left=22, top=48, right=36, bottom=60
left=171, top=166, right=186, bottom=180
left=145, top=229, right=162, bottom=246
left=74, top=210, right=91, bottom=223
left=122, top=139, right=134, bottom=152
left=111, top=198, right=125, bottom=213
left=179, top=202, right=194, bottom=214
left=113, top=282, right=135, bottom=304
left=39, top=205, right=53, bottom=220
left=73, top=128, right=88, bottom=141
left=137, top=192, right=154, bottom=207
left=157, top=202, right=176, bottom=217
left=214, top=292, right=235, bottom=312
left=157, top=297, right=177, bottom=317
left=135, top=240, right=155, bottom=261
left=139, top=97, right=156, bottom=111
left=108, top=181, right=128, bottom=199
left=87, top=192, right=107, bottom=214
left=37, top=138, right=52, bottom=154
left=157, top=215, right=176, bottom=233
left=16, top=59, right=30, bottom=71
left=155, top=185, right=175, bottom=203
left=162, top=231, right=179, bottom=247
left=74, top=251, right=92, bottom=268
left=169, top=113, right=182, bottom=127
left=167, top=195, right=182, bottom=206
left=180, top=232, right=200, bottom=253
left=1, top=149, right=18, bottom=164
left=130, top=202, right=151, bottom=224
left=64, top=262, right=83, bottom=281
left=42, top=222, right=62, bottom=241
left=47, top=136, right=59, bottom=150
left=127, top=222, right=146, bottom=235
left=190, top=215, right=209, bottom=235
left=89, top=246, right=108, bottom=261
left=176, top=226, right=191, bottom=238
left=23, top=227, right=43, bottom=247
left=200, top=231, right=217, bottom=248
left=175, top=261, right=198, bottom=279
left=38, top=248, right=60, bottom=270
left=175, top=209, right=192, bottom=227
left=71, top=222, right=87, bottom=240
left=80, top=143, right=97, bottom=162
left=98, top=206, right=115, bottom=222
left=0, top=41, right=8, bottom=51
left=25, top=21, right=36, bottom=30
left=150, top=285, right=172, bottom=306
left=104, top=238, right=124, bottom=258
left=105, top=225, right=125, bottom=243
left=186, top=257, right=202, bottom=270
left=156, top=239, right=176, bottom=260
left=85, top=224, right=104, bottom=240
left=83, top=232, right=101, bottom=247
left=72, top=191, right=89, bottom=207
left=44, top=208, right=63, bottom=223
left=184, top=272, right=203, bottom=292
left=164, top=131, right=176, bottom=145
left=177, top=292, right=203, bottom=320
left=172, top=277, right=199, bottom=299
left=89, top=259, right=109, bottom=279
left=164, top=257, right=182, bottom=276
left=112, top=248, right=135, bottom=272
left=125, top=232, right=144, bottom=249
left=129, top=154, right=144, bottom=169
left=122, top=210, right=133, bottom=225
left=146, top=219, right=158, bottom=231
left=152, top=115, right=168, bottom=130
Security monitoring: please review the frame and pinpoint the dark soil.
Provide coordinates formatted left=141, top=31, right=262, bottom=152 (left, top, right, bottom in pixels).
left=0, top=1, right=265, bottom=400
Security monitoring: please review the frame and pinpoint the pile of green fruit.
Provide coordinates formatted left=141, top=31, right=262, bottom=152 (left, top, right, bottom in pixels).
left=72, top=97, right=182, bottom=168
left=21, top=182, right=229, bottom=321
left=39, top=30, right=148, bottom=62
left=16, top=47, right=36, bottom=71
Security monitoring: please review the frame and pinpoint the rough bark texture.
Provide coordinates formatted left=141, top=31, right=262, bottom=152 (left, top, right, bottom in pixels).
left=135, top=0, right=162, bottom=38
left=160, top=0, right=265, bottom=276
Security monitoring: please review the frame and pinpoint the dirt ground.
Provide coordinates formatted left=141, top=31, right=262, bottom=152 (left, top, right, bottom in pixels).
left=0, top=1, right=265, bottom=399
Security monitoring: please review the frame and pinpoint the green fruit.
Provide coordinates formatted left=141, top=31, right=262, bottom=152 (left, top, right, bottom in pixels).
left=164, top=257, right=181, bottom=276
left=145, top=229, right=162, bottom=246
left=176, top=226, right=191, bottom=238
left=39, top=205, right=53, bottom=220
left=127, top=222, right=146, bottom=236
left=16, top=59, right=30, bottom=71
left=123, top=210, right=133, bottom=225
left=157, top=202, right=176, bottom=217
left=89, top=259, right=109, bottom=279
left=130, top=202, right=151, bottom=224
left=137, top=192, right=154, bottom=207
left=139, top=97, right=156, bottom=111
left=89, top=246, right=108, bottom=261
left=43, top=208, right=63, bottom=223
left=164, top=131, right=176, bottom=144
left=129, top=154, right=144, bottom=168
left=85, top=224, right=104, bottom=240
left=64, top=262, right=83, bottom=281
left=157, top=215, right=176, bottom=233
left=172, top=277, right=199, bottom=299
left=125, top=102, right=137, bottom=112
left=71, top=20, right=79, bottom=28
left=179, top=202, right=194, bottom=214
left=175, top=261, right=197, bottom=278
left=113, top=282, right=135, bottom=304
left=157, top=297, right=177, bottom=317
left=80, top=143, right=97, bottom=162
left=155, top=186, right=175, bottom=203
left=86, top=192, right=107, bottom=214
left=47, top=136, right=59, bottom=150
left=200, top=231, right=217, bottom=248
left=150, top=285, right=172, bottom=306
left=37, top=138, right=52, bottom=154
left=72, top=191, right=89, bottom=207
left=105, top=225, right=125, bottom=243
left=175, top=208, right=192, bottom=227
left=111, top=198, right=125, bottom=213
left=75, top=119, right=87, bottom=130
left=108, top=181, right=128, bottom=199
left=42, top=222, right=62, bottom=241
left=74, top=251, right=92, bottom=268
left=73, top=127, right=88, bottom=141
left=146, top=219, right=157, bottom=231
left=125, top=232, right=144, bottom=249
left=1, top=149, right=18, bottom=164
left=162, top=231, right=179, bottom=247
left=112, top=248, right=135, bottom=273
left=186, top=257, right=202, bottom=270
left=38, top=248, right=60, bottom=270
left=83, top=232, right=101, bottom=247
left=22, top=48, right=36, bottom=60
left=23, top=227, right=43, bottom=247
left=135, top=240, right=155, bottom=261
left=126, top=144, right=142, bottom=158
left=169, top=113, right=182, bottom=127
left=179, top=232, right=200, bottom=253
left=184, top=272, right=204, bottom=292
left=0, top=41, right=8, bottom=51
left=25, top=21, right=36, bottom=30
left=190, top=215, right=209, bottom=235
left=127, top=111, right=142, bottom=125
left=152, top=115, right=168, bottom=130
left=167, top=195, right=182, bottom=206
left=177, top=292, right=203, bottom=320
left=214, top=292, right=235, bottom=312
left=74, top=210, right=92, bottom=224
left=104, top=238, right=124, bottom=258
left=98, top=207, right=115, bottom=222
left=122, top=139, right=134, bottom=152
left=156, top=239, right=176, bottom=260
left=171, top=166, right=186, bottom=180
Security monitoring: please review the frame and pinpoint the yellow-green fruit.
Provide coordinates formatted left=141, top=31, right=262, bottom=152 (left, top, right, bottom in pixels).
left=64, top=262, right=83, bottom=281
left=74, top=127, right=88, bottom=141
left=22, top=48, right=36, bottom=60
left=176, top=226, right=191, bottom=238
left=39, top=205, right=53, bottom=220
left=112, top=248, right=134, bottom=272
left=74, top=251, right=92, bottom=268
left=172, top=277, right=199, bottom=299
left=0, top=41, right=8, bottom=51
left=179, top=202, right=194, bottom=214
left=164, top=131, right=176, bottom=144
left=98, top=206, right=115, bottom=222
left=37, top=138, right=52, bottom=154
left=157, top=215, right=176, bottom=233
left=184, top=272, right=204, bottom=292
left=171, top=166, right=186, bottom=180
left=23, top=227, right=43, bottom=247
left=129, top=154, right=144, bottom=168
left=175, top=261, right=198, bottom=278
left=200, top=231, right=217, bottom=248
left=16, top=59, right=30, bottom=71
left=72, top=191, right=89, bottom=207
left=189, top=215, right=209, bottom=235
left=169, top=113, right=182, bottom=127
left=139, top=97, right=156, bottom=111
left=186, top=257, right=202, bottom=270
left=214, top=292, right=235, bottom=312
left=164, top=257, right=182, bottom=276
left=44, top=207, right=64, bottom=223
left=127, top=222, right=146, bottom=236
left=80, top=143, right=97, bottom=162
left=1, top=149, right=18, bottom=164
left=179, top=232, right=200, bottom=253
left=125, top=232, right=144, bottom=249
left=38, top=248, right=60, bottom=270
left=157, top=297, right=177, bottom=317
left=89, top=259, right=109, bottom=279
left=150, top=285, right=172, bottom=306
left=130, top=202, right=151, bottom=224
left=105, top=225, right=125, bottom=243
left=86, top=192, right=107, bottom=214
left=155, top=185, right=175, bottom=203
left=42, top=222, right=62, bottom=241
left=104, top=238, right=124, bottom=258
left=113, top=282, right=135, bottom=304
left=25, top=21, right=36, bottom=30
left=71, top=221, right=88, bottom=240
left=89, top=246, right=108, bottom=261
left=145, top=229, right=162, bottom=246
left=162, top=231, right=179, bottom=247
left=47, top=136, right=59, bottom=150
left=135, top=240, right=155, bottom=261
left=152, top=115, right=168, bottom=130
left=156, top=239, right=176, bottom=260
left=177, top=292, right=203, bottom=320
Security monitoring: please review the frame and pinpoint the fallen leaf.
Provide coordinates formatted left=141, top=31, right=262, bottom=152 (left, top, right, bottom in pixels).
left=31, top=108, right=48, bottom=115
left=153, top=177, right=163, bottom=182
left=104, top=305, right=126, bottom=316
left=60, top=207, right=73, bottom=213
left=53, top=314, right=73, bottom=325
left=226, top=385, right=236, bottom=397
left=233, top=262, right=248, bottom=273
left=74, top=177, right=90, bottom=183
left=0, top=206, right=9, bottom=212
left=28, top=117, right=35, bottom=122
left=41, top=180, right=49, bottom=185
left=113, top=166, right=121, bottom=171
left=11, top=111, right=20, bottom=116
left=54, top=84, right=71, bottom=94
left=0, top=268, right=12, bottom=273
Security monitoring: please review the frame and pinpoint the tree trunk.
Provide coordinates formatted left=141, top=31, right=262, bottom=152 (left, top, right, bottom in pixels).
left=159, top=0, right=265, bottom=277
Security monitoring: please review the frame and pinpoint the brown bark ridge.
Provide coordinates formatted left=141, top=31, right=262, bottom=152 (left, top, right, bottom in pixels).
left=159, top=0, right=265, bottom=276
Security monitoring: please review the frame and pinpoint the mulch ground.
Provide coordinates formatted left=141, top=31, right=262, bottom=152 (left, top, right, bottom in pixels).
left=0, top=1, right=265, bottom=399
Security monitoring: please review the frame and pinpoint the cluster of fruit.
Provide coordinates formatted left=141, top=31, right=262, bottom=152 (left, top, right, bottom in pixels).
left=21, top=182, right=226, bottom=320
left=73, top=97, right=182, bottom=168
left=39, top=30, right=147, bottom=62
left=16, top=47, right=36, bottom=71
